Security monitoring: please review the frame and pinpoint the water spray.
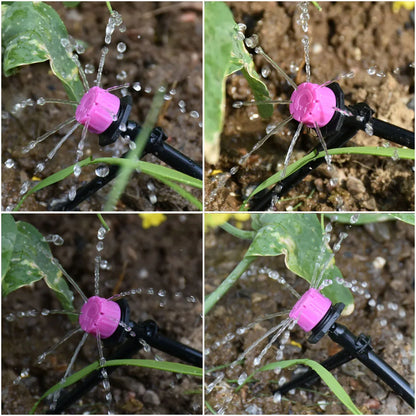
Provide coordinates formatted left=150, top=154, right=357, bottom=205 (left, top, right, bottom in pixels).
left=53, top=296, right=202, bottom=413
left=50, top=86, right=202, bottom=210
left=279, top=288, right=415, bottom=408
left=248, top=81, right=415, bottom=211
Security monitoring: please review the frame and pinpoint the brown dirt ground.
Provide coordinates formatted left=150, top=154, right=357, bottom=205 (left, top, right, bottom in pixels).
left=2, top=214, right=202, bottom=414
left=2, top=2, right=202, bottom=211
left=205, top=2, right=414, bottom=211
left=205, top=215, right=414, bottom=414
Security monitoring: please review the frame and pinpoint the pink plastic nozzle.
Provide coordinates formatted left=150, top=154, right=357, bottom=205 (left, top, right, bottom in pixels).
left=289, top=82, right=336, bottom=128
left=75, top=86, right=120, bottom=134
left=289, top=288, right=331, bottom=332
left=79, top=296, right=121, bottom=339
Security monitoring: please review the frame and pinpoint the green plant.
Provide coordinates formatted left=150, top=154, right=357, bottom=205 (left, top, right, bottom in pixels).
left=204, top=1, right=272, bottom=164
left=31, top=359, right=202, bottom=414
left=2, top=1, right=202, bottom=210
left=241, top=147, right=415, bottom=210
left=205, top=213, right=353, bottom=314
left=1, top=214, right=74, bottom=310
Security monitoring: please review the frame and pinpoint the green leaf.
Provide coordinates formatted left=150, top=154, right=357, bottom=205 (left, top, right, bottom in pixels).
left=2, top=214, right=17, bottom=279
left=246, top=214, right=353, bottom=306
left=2, top=2, right=84, bottom=102
left=325, top=213, right=415, bottom=225
left=239, top=359, right=361, bottom=415
left=31, top=359, right=202, bottom=414
left=388, top=213, right=415, bottom=225
left=2, top=220, right=74, bottom=311
left=204, top=1, right=235, bottom=164
left=227, top=26, right=272, bottom=119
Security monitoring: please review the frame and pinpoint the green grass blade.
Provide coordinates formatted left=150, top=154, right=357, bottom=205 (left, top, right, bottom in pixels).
left=238, top=359, right=362, bottom=415
left=104, top=89, right=165, bottom=210
left=14, top=157, right=201, bottom=211
left=14, top=157, right=93, bottom=211
left=31, top=359, right=202, bottom=414
left=241, top=146, right=415, bottom=209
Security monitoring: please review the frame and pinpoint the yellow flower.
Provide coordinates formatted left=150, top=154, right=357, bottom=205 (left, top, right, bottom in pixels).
left=392, top=2, right=414, bottom=12
left=139, top=214, right=167, bottom=229
left=205, top=213, right=251, bottom=230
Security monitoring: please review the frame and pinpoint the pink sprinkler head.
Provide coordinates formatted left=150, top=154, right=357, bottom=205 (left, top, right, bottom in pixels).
left=289, top=288, right=332, bottom=332
left=75, top=86, right=120, bottom=135
left=79, top=296, right=121, bottom=339
left=289, top=82, right=336, bottom=128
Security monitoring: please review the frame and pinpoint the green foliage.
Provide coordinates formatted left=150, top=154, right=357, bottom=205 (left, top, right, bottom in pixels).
left=31, top=359, right=202, bottom=414
left=238, top=359, right=361, bottom=414
left=204, top=2, right=234, bottom=164
left=2, top=1, right=84, bottom=102
left=326, top=213, right=415, bottom=225
left=205, top=213, right=353, bottom=314
left=204, top=1, right=271, bottom=164
left=1, top=214, right=74, bottom=311
left=241, top=146, right=415, bottom=210
left=14, top=157, right=203, bottom=211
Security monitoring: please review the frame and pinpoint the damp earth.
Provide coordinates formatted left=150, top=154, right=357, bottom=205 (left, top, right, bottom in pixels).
left=2, top=214, right=202, bottom=414
left=205, top=217, right=414, bottom=414
left=2, top=2, right=202, bottom=211
left=205, top=2, right=414, bottom=211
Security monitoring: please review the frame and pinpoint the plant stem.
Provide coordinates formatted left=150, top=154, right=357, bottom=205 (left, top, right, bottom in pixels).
left=104, top=88, right=165, bottom=210
left=106, top=1, right=112, bottom=13
left=205, top=256, right=256, bottom=314
left=97, top=214, right=110, bottom=231
left=220, top=222, right=255, bottom=240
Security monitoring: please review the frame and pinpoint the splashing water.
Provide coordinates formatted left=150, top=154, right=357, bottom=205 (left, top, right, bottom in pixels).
left=4, top=215, right=202, bottom=413
left=4, top=3, right=202, bottom=211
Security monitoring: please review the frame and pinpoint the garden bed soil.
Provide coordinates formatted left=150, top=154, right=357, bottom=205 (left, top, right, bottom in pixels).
left=2, top=214, right=202, bottom=414
left=2, top=2, right=202, bottom=211
left=205, top=2, right=414, bottom=211
left=205, top=216, right=414, bottom=414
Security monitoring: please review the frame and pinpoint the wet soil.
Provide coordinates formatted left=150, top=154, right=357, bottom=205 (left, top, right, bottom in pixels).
left=205, top=2, right=414, bottom=211
left=2, top=2, right=202, bottom=211
left=205, top=215, right=414, bottom=414
left=2, top=214, right=202, bottom=414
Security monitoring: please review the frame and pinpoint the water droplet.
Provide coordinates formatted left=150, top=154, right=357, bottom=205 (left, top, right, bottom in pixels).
left=244, top=34, right=259, bottom=48
left=367, top=66, right=377, bottom=76
left=68, top=186, right=77, bottom=201
left=117, top=42, right=127, bottom=53
left=273, top=392, right=282, bottom=403
left=190, top=110, right=199, bottom=119
left=261, top=66, right=271, bottom=78
left=350, top=214, right=360, bottom=224
left=84, top=63, right=95, bottom=74
left=232, top=101, right=243, bottom=109
left=392, top=149, right=400, bottom=161
left=237, top=372, right=247, bottom=385
left=5, top=158, right=16, bottom=168
left=116, top=70, right=127, bottom=81
left=144, top=86, right=152, bottom=94
left=73, top=163, right=82, bottom=177
left=36, top=162, right=45, bottom=173
left=365, top=122, right=374, bottom=136
left=20, top=181, right=30, bottom=195
left=368, top=299, right=376, bottom=307
left=75, top=42, right=85, bottom=54
left=278, top=376, right=287, bottom=386
left=95, top=165, right=110, bottom=177
left=129, top=141, right=136, bottom=150
left=96, top=241, right=104, bottom=251
left=237, top=23, right=247, bottom=32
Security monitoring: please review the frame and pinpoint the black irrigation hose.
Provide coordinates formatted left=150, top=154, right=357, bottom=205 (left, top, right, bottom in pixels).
left=248, top=95, right=415, bottom=211
left=52, top=319, right=202, bottom=414
left=275, top=305, right=415, bottom=408
left=49, top=124, right=202, bottom=211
